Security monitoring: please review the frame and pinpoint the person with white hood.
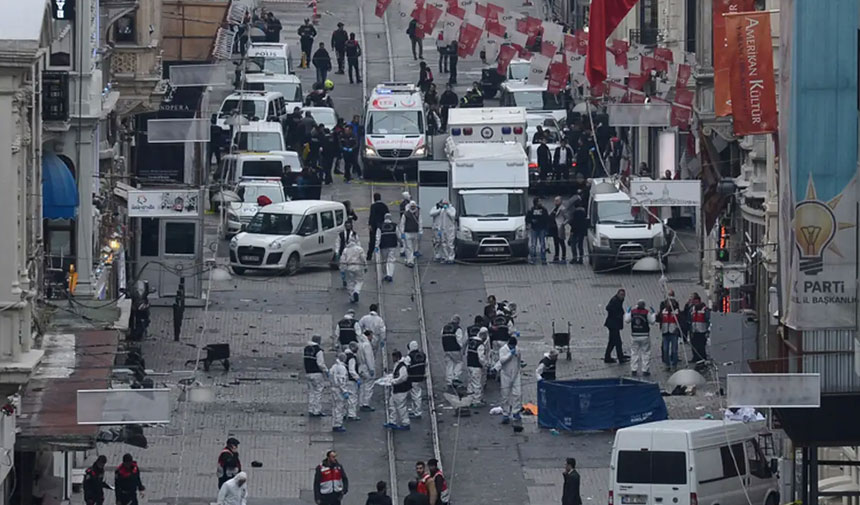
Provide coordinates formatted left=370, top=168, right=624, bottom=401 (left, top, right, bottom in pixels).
left=375, top=213, right=399, bottom=282
left=398, top=191, right=411, bottom=256
left=330, top=352, right=350, bottom=432
left=535, top=348, right=558, bottom=381
left=344, top=343, right=362, bottom=420
left=400, top=201, right=423, bottom=268
left=429, top=199, right=457, bottom=263
left=359, top=304, right=386, bottom=361
left=334, top=309, right=361, bottom=351
left=495, top=336, right=522, bottom=424
left=384, top=349, right=411, bottom=430
left=356, top=329, right=376, bottom=411
left=441, top=315, right=466, bottom=387
left=340, top=236, right=366, bottom=303
left=406, top=340, right=427, bottom=418
left=216, top=472, right=247, bottom=505
left=304, top=334, right=329, bottom=417
left=465, top=327, right=489, bottom=406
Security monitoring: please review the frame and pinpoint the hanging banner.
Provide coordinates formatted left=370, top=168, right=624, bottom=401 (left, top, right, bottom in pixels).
left=547, top=61, right=569, bottom=94
left=627, top=73, right=648, bottom=91
left=417, top=3, right=444, bottom=37
left=486, top=16, right=506, bottom=37
left=610, top=39, right=629, bottom=68
left=574, top=30, right=588, bottom=55
left=674, top=87, right=694, bottom=106
left=541, top=22, right=564, bottom=48
left=676, top=63, right=692, bottom=88
left=524, top=16, right=543, bottom=47
left=396, top=0, right=417, bottom=25
left=724, top=12, right=778, bottom=135
left=482, top=33, right=504, bottom=62
left=508, top=29, right=528, bottom=53
left=487, top=2, right=504, bottom=20
left=653, top=47, right=674, bottom=63
left=528, top=53, right=551, bottom=85
left=443, top=11, right=463, bottom=42
left=499, top=11, right=519, bottom=36
left=569, top=54, right=586, bottom=86
left=670, top=104, right=692, bottom=130
left=713, top=0, right=755, bottom=116
left=497, top=44, right=517, bottom=75
left=376, top=0, right=393, bottom=17
left=783, top=0, right=858, bottom=330
left=458, top=22, right=483, bottom=57
left=540, top=41, right=557, bottom=58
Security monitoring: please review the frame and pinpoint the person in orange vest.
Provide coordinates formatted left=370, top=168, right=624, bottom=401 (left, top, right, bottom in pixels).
left=314, top=450, right=348, bottom=505
left=217, top=437, right=242, bottom=489
left=656, top=290, right=682, bottom=372
left=688, top=293, right=711, bottom=365
left=414, top=461, right=437, bottom=505
left=426, top=459, right=449, bottom=505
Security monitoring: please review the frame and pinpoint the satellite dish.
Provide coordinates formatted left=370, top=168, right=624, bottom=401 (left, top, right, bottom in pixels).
left=632, top=256, right=661, bottom=272
left=667, top=368, right=707, bottom=388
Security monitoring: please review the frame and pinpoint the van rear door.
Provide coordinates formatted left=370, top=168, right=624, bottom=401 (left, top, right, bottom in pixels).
left=615, top=432, right=690, bottom=505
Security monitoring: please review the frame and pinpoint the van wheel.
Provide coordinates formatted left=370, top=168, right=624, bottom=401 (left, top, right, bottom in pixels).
left=765, top=493, right=779, bottom=505
left=285, top=253, right=301, bottom=275
left=231, top=266, right=246, bottom=275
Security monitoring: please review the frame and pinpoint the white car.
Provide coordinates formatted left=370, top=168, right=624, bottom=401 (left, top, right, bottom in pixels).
left=244, top=73, right=303, bottom=113
left=221, top=179, right=288, bottom=238
left=229, top=200, right=347, bottom=275
left=301, top=106, right=338, bottom=130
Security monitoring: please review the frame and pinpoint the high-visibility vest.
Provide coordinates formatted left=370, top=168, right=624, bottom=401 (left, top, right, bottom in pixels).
left=691, top=305, right=708, bottom=333
left=317, top=464, right=344, bottom=494
left=417, top=473, right=431, bottom=495
left=433, top=470, right=450, bottom=503
left=660, top=307, right=679, bottom=334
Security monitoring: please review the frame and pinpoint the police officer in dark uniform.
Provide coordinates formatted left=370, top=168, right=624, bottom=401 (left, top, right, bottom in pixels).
left=441, top=315, right=464, bottom=387
left=535, top=349, right=558, bottom=381
left=377, top=213, right=399, bottom=282
left=84, top=456, right=112, bottom=505
left=336, top=312, right=359, bottom=350
left=406, top=341, right=427, bottom=418
left=304, top=334, right=329, bottom=416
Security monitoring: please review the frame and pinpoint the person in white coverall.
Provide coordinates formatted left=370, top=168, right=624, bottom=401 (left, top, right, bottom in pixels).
left=344, top=343, right=362, bottom=420
left=356, top=330, right=376, bottom=411
left=400, top=201, right=423, bottom=267
left=429, top=200, right=457, bottom=263
left=216, top=472, right=247, bottom=505
left=359, top=304, right=386, bottom=363
left=330, top=353, right=349, bottom=432
left=441, top=315, right=466, bottom=387
left=384, top=350, right=411, bottom=430
left=495, top=336, right=522, bottom=423
left=466, top=327, right=489, bottom=406
left=624, top=299, right=657, bottom=376
left=340, top=237, right=366, bottom=303
left=304, top=334, right=329, bottom=416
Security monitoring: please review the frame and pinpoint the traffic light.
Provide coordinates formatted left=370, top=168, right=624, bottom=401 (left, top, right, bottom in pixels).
left=717, top=221, right=729, bottom=261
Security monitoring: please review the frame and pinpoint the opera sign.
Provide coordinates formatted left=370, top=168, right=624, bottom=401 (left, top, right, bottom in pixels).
left=52, top=0, right=75, bottom=20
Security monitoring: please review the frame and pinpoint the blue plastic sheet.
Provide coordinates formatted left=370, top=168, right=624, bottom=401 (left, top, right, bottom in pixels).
left=537, top=378, right=668, bottom=431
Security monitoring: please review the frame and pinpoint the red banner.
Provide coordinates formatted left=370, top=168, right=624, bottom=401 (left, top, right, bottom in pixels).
left=724, top=11, right=778, bottom=135
left=575, top=30, right=588, bottom=55
left=458, top=22, right=483, bottom=57
left=448, top=4, right=465, bottom=18
left=563, top=33, right=577, bottom=55
left=476, top=1, right=488, bottom=17
left=487, top=2, right=504, bottom=20
left=590, top=82, right=606, bottom=98
left=653, top=47, right=673, bottom=62
left=418, top=4, right=444, bottom=37
left=627, top=73, right=648, bottom=91
left=524, top=16, right=543, bottom=47
left=447, top=0, right=458, bottom=8
left=713, top=0, right=754, bottom=116
left=497, top=44, right=517, bottom=76
left=375, top=0, right=393, bottom=17
left=540, top=41, right=557, bottom=57
left=676, top=63, right=692, bottom=88
left=486, top=15, right=505, bottom=37
left=674, top=87, right=694, bottom=106
left=670, top=104, right=692, bottom=130
left=547, top=61, right=569, bottom=94
left=609, top=39, right=628, bottom=68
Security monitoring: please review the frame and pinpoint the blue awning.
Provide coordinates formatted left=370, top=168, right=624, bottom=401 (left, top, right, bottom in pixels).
left=42, top=153, right=79, bottom=220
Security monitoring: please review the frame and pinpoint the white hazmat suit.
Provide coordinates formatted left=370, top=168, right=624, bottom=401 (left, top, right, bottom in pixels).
left=305, top=339, right=329, bottom=416
left=387, top=356, right=411, bottom=428
left=217, top=473, right=248, bottom=505
left=329, top=357, right=349, bottom=429
left=340, top=238, right=366, bottom=303
left=496, top=341, right=522, bottom=421
left=356, top=332, right=376, bottom=408
left=344, top=348, right=361, bottom=418
left=429, top=202, right=457, bottom=263
left=359, top=310, right=387, bottom=364
left=466, top=330, right=489, bottom=405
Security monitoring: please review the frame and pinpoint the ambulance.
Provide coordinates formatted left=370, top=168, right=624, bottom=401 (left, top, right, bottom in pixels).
left=362, top=83, right=428, bottom=178
left=446, top=107, right=527, bottom=147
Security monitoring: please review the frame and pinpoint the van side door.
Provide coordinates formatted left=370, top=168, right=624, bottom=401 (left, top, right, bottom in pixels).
left=319, top=209, right=337, bottom=257
left=297, top=212, right=324, bottom=260
left=744, top=439, right=774, bottom=505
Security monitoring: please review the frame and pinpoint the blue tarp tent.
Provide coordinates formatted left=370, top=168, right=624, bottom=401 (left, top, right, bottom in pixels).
left=537, top=378, right=668, bottom=431
left=42, top=153, right=78, bottom=220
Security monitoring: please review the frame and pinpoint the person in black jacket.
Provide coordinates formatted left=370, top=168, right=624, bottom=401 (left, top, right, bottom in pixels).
left=439, top=84, right=458, bottom=131
left=320, top=127, right=338, bottom=185
left=562, top=458, right=583, bottom=505
left=575, top=136, right=592, bottom=178
left=526, top=197, right=549, bottom=265
left=568, top=199, right=588, bottom=264
left=115, top=454, right=145, bottom=505
left=404, top=480, right=430, bottom=505
left=536, top=138, right=552, bottom=181
left=264, top=12, right=282, bottom=43
left=553, top=138, right=574, bottom=181
left=366, top=481, right=393, bottom=505
left=345, top=33, right=362, bottom=83
left=312, top=42, right=332, bottom=85
left=367, top=193, right=390, bottom=260
left=341, top=125, right=360, bottom=182
left=604, top=289, right=629, bottom=364
left=407, top=19, right=423, bottom=60
left=418, top=61, right=434, bottom=94
left=331, top=22, right=349, bottom=74
left=298, top=19, right=317, bottom=68
left=83, top=456, right=112, bottom=505
left=447, top=41, right=458, bottom=84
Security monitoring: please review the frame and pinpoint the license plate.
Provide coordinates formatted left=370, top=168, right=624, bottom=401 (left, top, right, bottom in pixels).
left=240, top=255, right=259, bottom=262
left=621, top=495, right=648, bottom=504
left=485, top=246, right=506, bottom=253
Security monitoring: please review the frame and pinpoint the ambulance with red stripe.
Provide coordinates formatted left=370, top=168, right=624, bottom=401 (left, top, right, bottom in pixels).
left=362, top=83, right=428, bottom=178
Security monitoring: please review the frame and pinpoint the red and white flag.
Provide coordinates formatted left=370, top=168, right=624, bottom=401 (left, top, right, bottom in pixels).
left=541, top=22, right=564, bottom=48
left=674, top=87, right=694, bottom=106
left=458, top=22, right=483, bottom=57
left=670, top=104, right=692, bottom=130
left=375, top=0, right=394, bottom=17
left=608, top=81, right=628, bottom=100
left=628, top=88, right=646, bottom=103
left=507, top=29, right=528, bottom=53
left=574, top=30, right=588, bottom=56
left=486, top=16, right=506, bottom=37
left=475, top=1, right=488, bottom=17
left=442, top=10, right=463, bottom=42
left=482, top=33, right=504, bottom=62
left=540, top=41, right=558, bottom=58
left=418, top=3, right=444, bottom=37
left=523, top=16, right=543, bottom=47
left=487, top=2, right=504, bottom=20
left=547, top=61, right=569, bottom=94
left=569, top=54, right=586, bottom=85
left=675, top=63, right=692, bottom=88
left=528, top=53, right=551, bottom=85
left=589, top=82, right=607, bottom=98
left=653, top=47, right=673, bottom=63
left=585, top=0, right=638, bottom=85
left=397, top=0, right=418, bottom=24
left=627, top=73, right=648, bottom=91
left=497, top=44, right=517, bottom=75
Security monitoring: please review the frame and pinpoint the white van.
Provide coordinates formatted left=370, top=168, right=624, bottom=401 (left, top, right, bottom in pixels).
left=216, top=91, right=287, bottom=132
left=447, top=107, right=527, bottom=147
left=610, top=420, right=779, bottom=505
left=244, top=73, right=303, bottom=112
left=498, top=82, right=569, bottom=124
left=229, top=200, right=346, bottom=275
left=363, top=82, right=427, bottom=177
left=232, top=122, right=286, bottom=152
left=247, top=42, right=293, bottom=75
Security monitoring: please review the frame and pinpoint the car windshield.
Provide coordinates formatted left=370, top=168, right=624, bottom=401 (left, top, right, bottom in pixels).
left=245, top=82, right=302, bottom=101
left=509, top=63, right=530, bottom=80
left=220, top=99, right=266, bottom=119
left=236, top=132, right=283, bottom=152
left=459, top=192, right=526, bottom=217
left=247, top=56, right=288, bottom=75
left=367, top=110, right=424, bottom=134
left=307, top=109, right=337, bottom=127
left=596, top=201, right=646, bottom=224
left=238, top=185, right=285, bottom=203
left=514, top=90, right=565, bottom=110
left=529, top=127, right=561, bottom=143
left=245, top=212, right=298, bottom=235
left=241, top=160, right=283, bottom=178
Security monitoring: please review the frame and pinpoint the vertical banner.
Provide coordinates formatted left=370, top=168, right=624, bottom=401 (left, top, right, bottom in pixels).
left=497, top=44, right=517, bottom=75
left=713, top=0, right=754, bottom=116
left=784, top=0, right=858, bottom=330
left=777, top=0, right=794, bottom=327
left=528, top=53, right=551, bottom=85
left=443, top=11, right=464, bottom=42
left=547, top=61, right=569, bottom=94
left=724, top=12, right=778, bottom=136
left=418, top=3, right=444, bottom=37
left=569, top=54, right=586, bottom=86
left=482, top=33, right=504, bottom=62
left=676, top=63, right=692, bottom=88
left=541, top=22, right=564, bottom=48
left=376, top=0, right=394, bottom=17
left=397, top=0, right=418, bottom=25
left=458, top=22, right=483, bottom=57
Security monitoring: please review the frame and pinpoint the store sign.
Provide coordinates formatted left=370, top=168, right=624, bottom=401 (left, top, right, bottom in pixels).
left=42, top=71, right=70, bottom=121
left=52, top=0, right=75, bottom=20
left=128, top=189, right=200, bottom=217
left=629, top=180, right=701, bottom=207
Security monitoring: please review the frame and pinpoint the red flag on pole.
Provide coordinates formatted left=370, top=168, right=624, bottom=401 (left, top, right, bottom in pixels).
left=540, top=41, right=557, bottom=57
left=675, top=63, right=692, bottom=88
left=458, top=22, right=483, bottom=57
left=547, top=61, right=569, bottom=94
left=419, top=3, right=444, bottom=37
left=585, top=0, right=639, bottom=85
left=724, top=11, right=778, bottom=135
left=375, top=0, right=394, bottom=17
left=497, top=44, right=517, bottom=76
left=627, top=73, right=648, bottom=91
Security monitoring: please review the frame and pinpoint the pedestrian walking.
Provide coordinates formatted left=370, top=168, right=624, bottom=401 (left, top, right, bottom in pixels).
left=341, top=237, right=366, bottom=303
left=415, top=461, right=438, bottom=504
left=314, top=451, right=349, bottom=505
left=398, top=192, right=411, bottom=255
left=331, top=22, right=348, bottom=74
left=312, top=42, right=333, bottom=85
left=400, top=201, right=422, bottom=268
left=657, top=290, right=682, bottom=371
left=537, top=138, right=552, bottom=181
left=376, top=213, right=399, bottom=282
left=357, top=330, right=376, bottom=411
left=359, top=304, right=387, bottom=359
left=535, top=349, right=558, bottom=381
left=554, top=138, right=574, bottom=180
left=439, top=84, right=457, bottom=131
left=604, top=289, right=629, bottom=364
left=114, top=454, right=145, bottom=505
left=404, top=481, right=430, bottom=505
left=336, top=221, right=358, bottom=284
left=426, top=459, right=449, bottom=505
left=368, top=193, right=390, bottom=260
left=568, top=199, right=587, bottom=264
left=436, top=32, right=449, bottom=73
left=341, top=125, right=360, bottom=182
left=83, top=456, right=112, bottom=505
left=447, top=41, right=458, bottom=84
left=345, top=343, right=362, bottom=420
left=526, top=197, right=550, bottom=265
left=441, top=315, right=466, bottom=387
left=466, top=327, right=489, bottom=406
left=562, top=458, right=582, bottom=505
left=217, top=437, right=242, bottom=489
left=305, top=334, right=330, bottom=416
left=688, top=293, right=710, bottom=364
left=366, top=481, right=393, bottom=505
left=330, top=353, right=349, bottom=432
left=624, top=300, right=656, bottom=376
left=407, top=18, right=423, bottom=59
left=345, top=33, right=363, bottom=83
left=217, top=473, right=248, bottom=505
left=335, top=309, right=361, bottom=350
left=549, top=196, right=567, bottom=263
left=495, top=336, right=522, bottom=424
left=429, top=200, right=456, bottom=263
left=298, top=19, right=317, bottom=68
left=320, top=127, right=337, bottom=185
left=418, top=61, right=434, bottom=93
left=407, top=340, right=427, bottom=418
left=384, top=350, right=411, bottom=430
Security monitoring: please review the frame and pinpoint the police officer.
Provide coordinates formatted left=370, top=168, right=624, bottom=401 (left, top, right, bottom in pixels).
left=441, top=315, right=465, bottom=387
left=466, top=327, right=489, bottom=406
left=335, top=310, right=361, bottom=351
left=385, top=350, right=411, bottom=430
left=305, top=335, right=329, bottom=416
left=375, top=213, right=399, bottom=282
left=344, top=343, right=362, bottom=420
left=488, top=312, right=510, bottom=376
left=406, top=340, right=426, bottom=418
left=625, top=299, right=656, bottom=376
left=657, top=291, right=682, bottom=372
left=535, top=349, right=558, bottom=381
left=83, top=455, right=112, bottom=505
left=688, top=293, right=710, bottom=365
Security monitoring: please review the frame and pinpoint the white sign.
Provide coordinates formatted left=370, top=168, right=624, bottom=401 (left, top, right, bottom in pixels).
left=128, top=189, right=200, bottom=218
left=607, top=103, right=671, bottom=127
left=629, top=180, right=701, bottom=207
left=726, top=373, right=821, bottom=408
left=77, top=389, right=171, bottom=425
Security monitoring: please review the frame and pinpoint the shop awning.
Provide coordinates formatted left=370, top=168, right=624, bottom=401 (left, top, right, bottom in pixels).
left=42, top=153, right=78, bottom=220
